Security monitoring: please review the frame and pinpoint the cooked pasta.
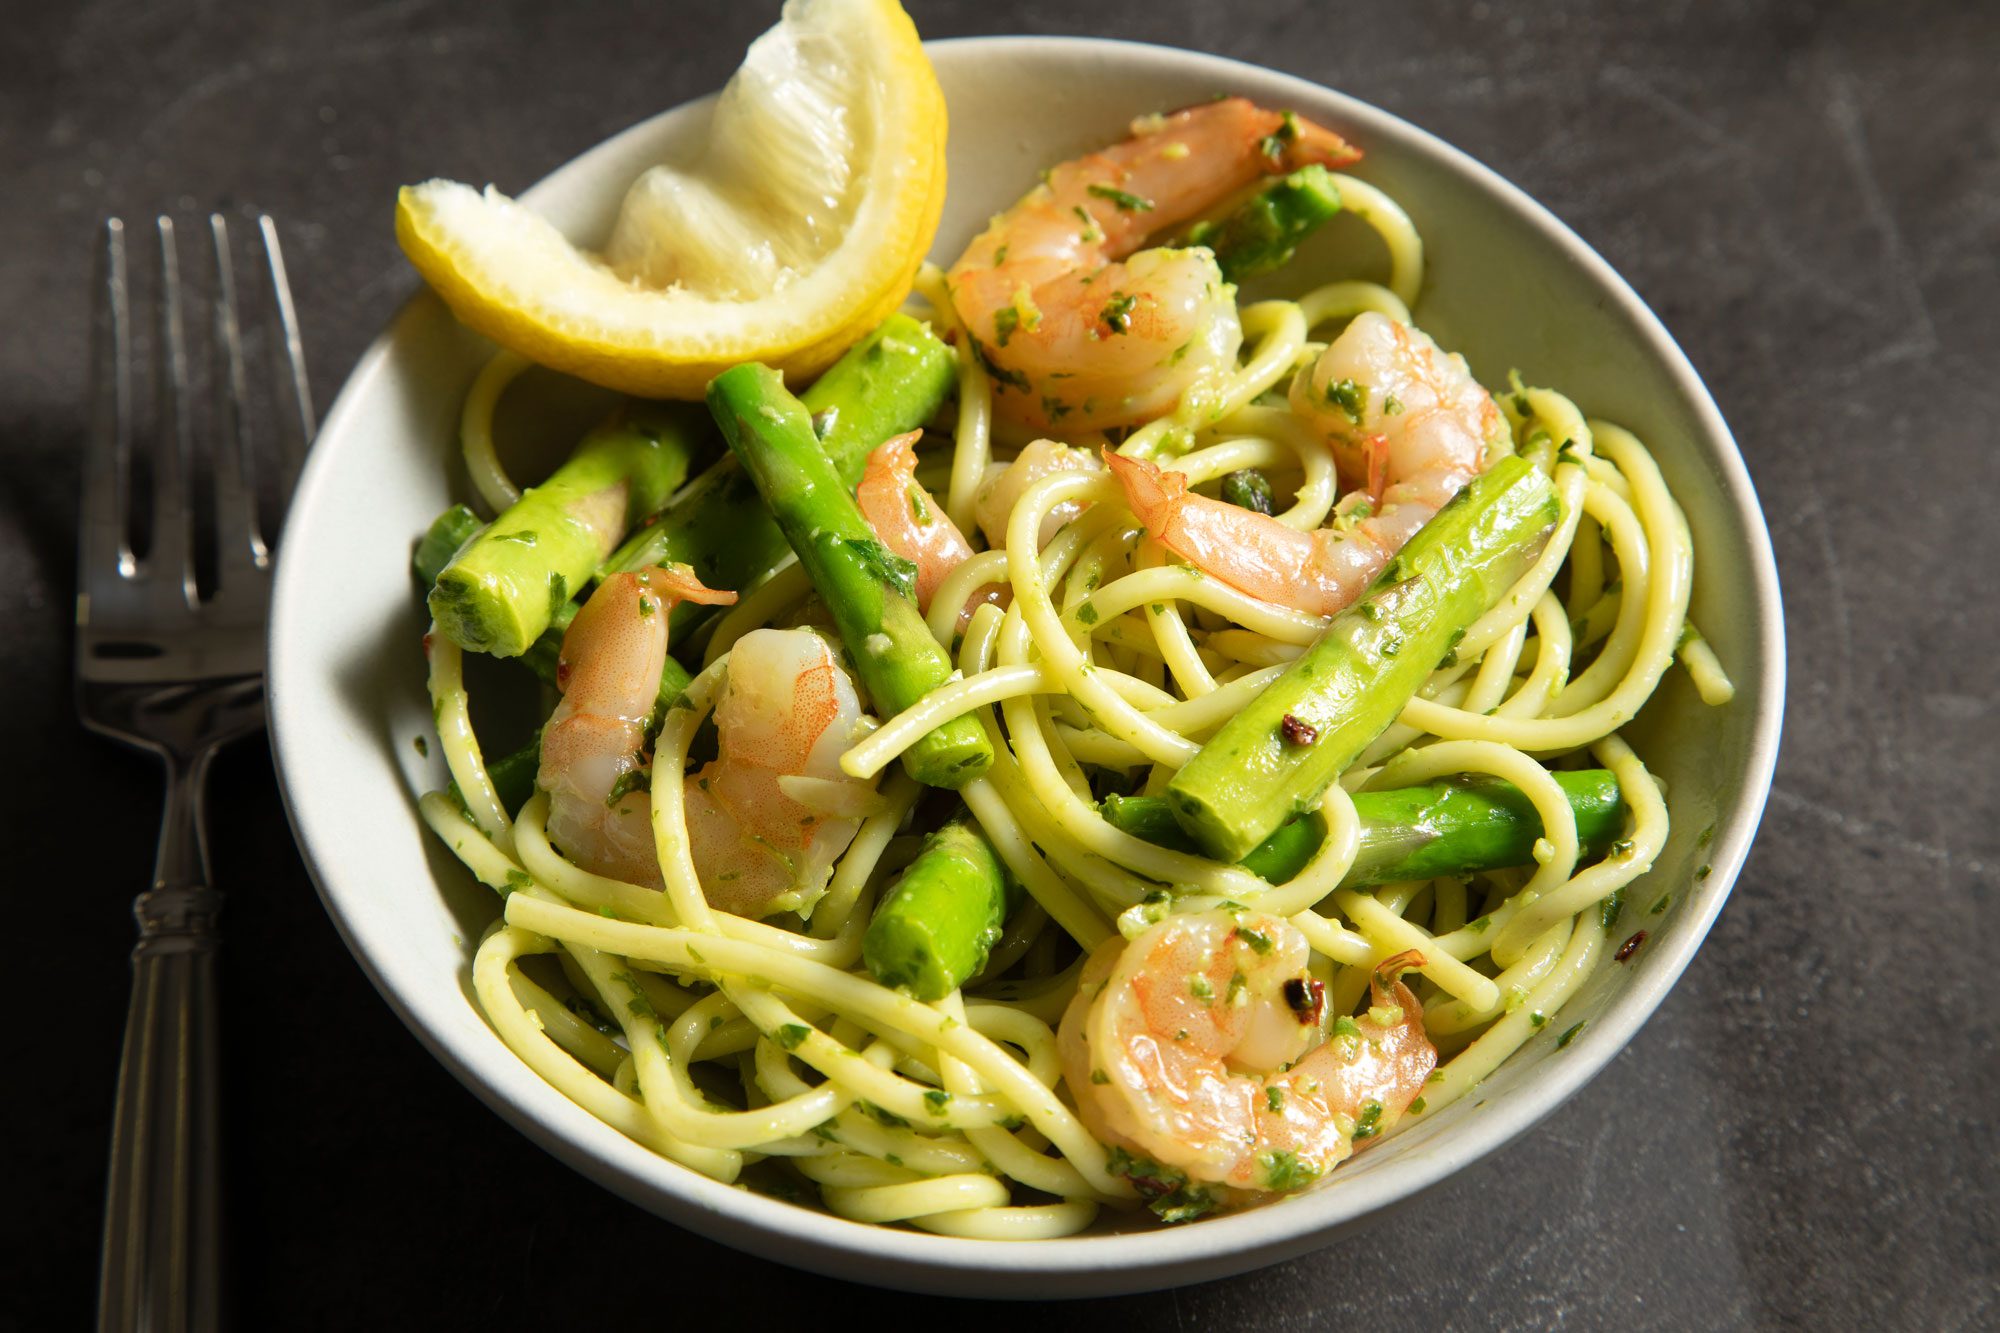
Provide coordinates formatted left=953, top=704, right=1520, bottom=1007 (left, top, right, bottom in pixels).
left=411, top=96, right=1727, bottom=1237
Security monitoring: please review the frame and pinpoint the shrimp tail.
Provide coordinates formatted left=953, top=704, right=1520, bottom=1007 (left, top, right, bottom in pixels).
left=1371, top=949, right=1428, bottom=992
left=1100, top=448, right=1185, bottom=523
left=642, top=562, right=739, bottom=609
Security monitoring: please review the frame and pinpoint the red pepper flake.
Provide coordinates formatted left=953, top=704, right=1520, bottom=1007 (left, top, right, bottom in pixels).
left=555, top=658, right=572, bottom=691
left=1280, top=713, right=1318, bottom=746
left=421, top=632, right=434, bottom=659
left=1283, top=976, right=1325, bottom=1025
left=1614, top=930, right=1648, bottom=963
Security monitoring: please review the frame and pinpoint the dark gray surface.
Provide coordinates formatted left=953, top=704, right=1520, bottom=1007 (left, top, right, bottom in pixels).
left=4, top=0, right=1995, bottom=1328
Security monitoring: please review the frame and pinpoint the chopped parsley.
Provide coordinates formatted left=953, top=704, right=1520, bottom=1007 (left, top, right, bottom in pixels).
left=923, top=1089, right=953, bottom=1115
left=606, top=768, right=651, bottom=807
left=1086, top=182, right=1155, bottom=212
left=1260, top=1149, right=1318, bottom=1191
left=1558, top=1021, right=1587, bottom=1049
left=1266, top=1086, right=1286, bottom=1113
left=1351, top=1100, right=1384, bottom=1141
left=993, top=305, right=1020, bottom=347
left=1106, top=1147, right=1217, bottom=1223
left=1099, top=291, right=1138, bottom=334
left=1324, top=377, right=1366, bottom=425
left=775, top=1023, right=811, bottom=1051
left=1237, top=928, right=1275, bottom=955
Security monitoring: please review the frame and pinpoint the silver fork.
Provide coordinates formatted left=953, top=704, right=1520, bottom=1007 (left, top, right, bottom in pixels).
left=77, top=214, right=313, bottom=1333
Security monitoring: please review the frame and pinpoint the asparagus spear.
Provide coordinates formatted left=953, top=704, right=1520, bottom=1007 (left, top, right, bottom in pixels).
left=1102, top=771, right=1626, bottom=887
left=708, top=364, right=994, bottom=789
left=1219, top=468, right=1275, bottom=515
left=428, top=402, right=713, bottom=657
left=1167, top=455, right=1560, bottom=861
left=863, top=819, right=1014, bottom=1000
left=1187, top=165, right=1343, bottom=282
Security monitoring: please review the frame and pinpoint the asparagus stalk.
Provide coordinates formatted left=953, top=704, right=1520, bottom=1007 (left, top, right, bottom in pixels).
left=1103, top=771, right=1626, bottom=887
left=414, top=504, right=482, bottom=588
left=1187, top=165, right=1343, bottom=282
left=708, top=364, right=993, bottom=789
left=863, top=819, right=1014, bottom=1000
left=428, top=402, right=713, bottom=657
left=1218, top=468, right=1275, bottom=515
left=1167, top=455, right=1560, bottom=861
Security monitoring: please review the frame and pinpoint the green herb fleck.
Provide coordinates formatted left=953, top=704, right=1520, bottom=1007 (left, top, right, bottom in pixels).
left=993, top=305, right=1021, bottom=347
left=606, top=768, right=651, bottom=807
left=1325, top=377, right=1366, bottom=425
left=1557, top=1021, right=1587, bottom=1049
left=1238, top=928, right=1274, bottom=955
left=775, top=1023, right=811, bottom=1051
left=1087, top=182, right=1155, bottom=212
left=1260, top=1149, right=1318, bottom=1191
left=1266, top=1087, right=1285, bottom=1113
left=1099, top=292, right=1138, bottom=334
left=1352, top=1100, right=1384, bottom=1141
left=923, top=1089, right=953, bottom=1115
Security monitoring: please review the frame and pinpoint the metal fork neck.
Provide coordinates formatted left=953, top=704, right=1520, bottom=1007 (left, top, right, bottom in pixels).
left=151, top=747, right=214, bottom=896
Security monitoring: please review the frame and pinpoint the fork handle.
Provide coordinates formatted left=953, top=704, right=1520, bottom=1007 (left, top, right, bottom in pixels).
left=98, top=885, right=224, bottom=1333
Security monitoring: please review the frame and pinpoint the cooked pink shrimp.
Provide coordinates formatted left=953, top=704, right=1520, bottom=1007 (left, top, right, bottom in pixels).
left=538, top=565, right=736, bottom=887
left=1059, top=911, right=1434, bottom=1211
left=947, top=98, right=1361, bottom=433
left=681, top=628, right=878, bottom=919
left=971, top=439, right=1102, bottom=551
left=1103, top=312, right=1510, bottom=617
left=854, top=431, right=998, bottom=617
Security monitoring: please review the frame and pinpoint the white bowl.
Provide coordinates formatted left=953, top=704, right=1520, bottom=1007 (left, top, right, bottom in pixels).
left=269, top=36, right=1784, bottom=1298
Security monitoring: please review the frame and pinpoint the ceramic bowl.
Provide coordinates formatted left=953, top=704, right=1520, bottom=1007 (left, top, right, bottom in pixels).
left=268, top=35, right=1784, bottom=1298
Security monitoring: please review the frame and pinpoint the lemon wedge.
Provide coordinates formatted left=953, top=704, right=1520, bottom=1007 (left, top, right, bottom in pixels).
left=396, top=0, right=946, bottom=398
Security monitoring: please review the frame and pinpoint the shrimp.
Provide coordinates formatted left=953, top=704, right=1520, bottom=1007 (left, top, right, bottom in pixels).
left=681, top=628, right=879, bottom=919
left=854, top=430, right=998, bottom=616
left=1058, top=910, right=1433, bottom=1212
left=971, top=439, right=1102, bottom=551
left=947, top=98, right=1361, bottom=433
left=538, top=565, right=736, bottom=887
left=1102, top=312, right=1510, bottom=617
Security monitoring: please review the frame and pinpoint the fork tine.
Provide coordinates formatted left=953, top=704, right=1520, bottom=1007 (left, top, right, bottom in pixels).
left=257, top=215, right=314, bottom=507
left=79, top=218, right=135, bottom=604
left=207, top=214, right=268, bottom=585
left=150, top=217, right=197, bottom=607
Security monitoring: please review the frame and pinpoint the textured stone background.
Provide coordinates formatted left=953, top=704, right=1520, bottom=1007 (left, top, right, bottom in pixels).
left=3, top=0, right=1995, bottom=1327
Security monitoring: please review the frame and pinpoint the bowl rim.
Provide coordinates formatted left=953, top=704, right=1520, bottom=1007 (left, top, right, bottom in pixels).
left=269, top=32, right=1786, bottom=1296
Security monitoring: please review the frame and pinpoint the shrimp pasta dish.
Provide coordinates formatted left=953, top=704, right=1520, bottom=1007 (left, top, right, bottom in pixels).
left=403, top=2, right=1733, bottom=1240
